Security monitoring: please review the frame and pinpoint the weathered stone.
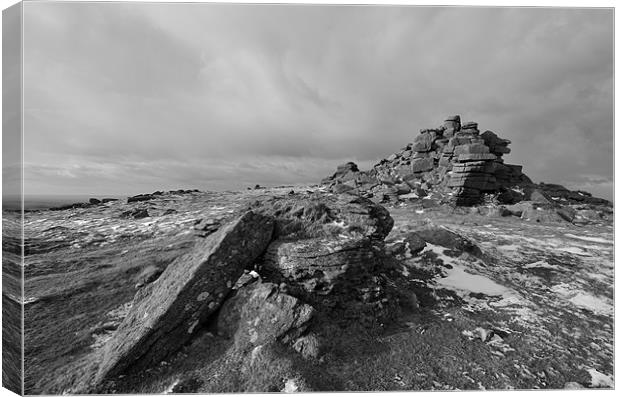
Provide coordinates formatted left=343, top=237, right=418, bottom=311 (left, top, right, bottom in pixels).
left=556, top=207, right=576, bottom=223
left=480, top=130, right=511, bottom=150
left=193, top=218, right=221, bottom=236
left=336, top=162, right=359, bottom=173
left=120, top=208, right=149, bottom=219
left=461, top=121, right=478, bottom=129
left=250, top=194, right=393, bottom=241
left=459, top=128, right=480, bottom=135
left=452, top=161, right=495, bottom=174
left=412, top=151, right=432, bottom=159
left=404, top=233, right=426, bottom=254
left=92, top=211, right=275, bottom=386
left=395, top=183, right=411, bottom=195
left=453, top=144, right=490, bottom=155
left=415, top=187, right=428, bottom=197
left=492, top=146, right=511, bottom=154
left=321, top=162, right=361, bottom=185
left=127, top=194, right=156, bottom=203
left=356, top=172, right=379, bottom=187
left=383, top=186, right=401, bottom=201
left=412, top=133, right=434, bottom=152
left=448, top=178, right=496, bottom=191
left=438, top=156, right=452, bottom=167
left=456, top=153, right=497, bottom=162
left=411, top=157, right=435, bottom=173
left=521, top=205, right=566, bottom=223
left=133, top=265, right=164, bottom=289
left=265, top=238, right=375, bottom=295
left=263, top=236, right=398, bottom=326
left=497, top=189, right=524, bottom=204
left=449, top=136, right=472, bottom=146
left=217, top=282, right=314, bottom=351
left=379, top=175, right=397, bottom=186
left=392, top=165, right=413, bottom=179
left=89, top=198, right=101, bottom=205
left=292, top=333, right=320, bottom=359
left=528, top=189, right=553, bottom=204
left=410, top=227, right=482, bottom=256
left=444, top=115, right=461, bottom=131
left=332, top=183, right=355, bottom=194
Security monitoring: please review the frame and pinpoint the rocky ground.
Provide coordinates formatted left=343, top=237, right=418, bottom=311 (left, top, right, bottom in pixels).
left=2, top=184, right=614, bottom=394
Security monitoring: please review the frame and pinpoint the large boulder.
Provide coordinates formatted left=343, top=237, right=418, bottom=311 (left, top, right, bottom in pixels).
left=126, top=193, right=156, bottom=203
left=90, top=211, right=275, bottom=388
left=217, top=282, right=315, bottom=351
left=255, top=194, right=398, bottom=326
left=412, top=132, right=434, bottom=152
left=264, top=237, right=376, bottom=295
left=321, top=162, right=360, bottom=185
left=410, top=226, right=482, bottom=257
left=263, top=237, right=397, bottom=326
left=411, top=157, right=435, bottom=173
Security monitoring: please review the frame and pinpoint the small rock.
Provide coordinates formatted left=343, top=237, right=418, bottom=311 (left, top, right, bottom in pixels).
left=292, top=333, right=320, bottom=359
left=404, top=233, right=427, bottom=255
left=120, top=208, right=149, bottom=219
left=474, top=327, right=491, bottom=342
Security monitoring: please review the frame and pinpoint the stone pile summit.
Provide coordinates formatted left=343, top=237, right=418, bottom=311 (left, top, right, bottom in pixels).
left=321, top=115, right=607, bottom=207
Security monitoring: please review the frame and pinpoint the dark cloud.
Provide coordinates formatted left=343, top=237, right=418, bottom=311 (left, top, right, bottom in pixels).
left=21, top=3, right=613, bottom=199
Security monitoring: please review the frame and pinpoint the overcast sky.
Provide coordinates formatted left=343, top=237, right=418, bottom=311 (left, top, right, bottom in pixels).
left=20, top=3, right=613, bottom=199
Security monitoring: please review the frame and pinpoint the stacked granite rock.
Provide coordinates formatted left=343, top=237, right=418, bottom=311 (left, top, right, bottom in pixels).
left=322, top=115, right=531, bottom=206
left=321, top=162, right=380, bottom=195
left=438, top=117, right=528, bottom=205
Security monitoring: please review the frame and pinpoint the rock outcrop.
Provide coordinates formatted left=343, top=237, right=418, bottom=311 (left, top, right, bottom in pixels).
left=251, top=194, right=401, bottom=326
left=90, top=211, right=274, bottom=389
left=321, top=115, right=610, bottom=209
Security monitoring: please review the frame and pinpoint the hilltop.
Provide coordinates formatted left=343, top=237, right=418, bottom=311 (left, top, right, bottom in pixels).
left=2, top=116, right=613, bottom=394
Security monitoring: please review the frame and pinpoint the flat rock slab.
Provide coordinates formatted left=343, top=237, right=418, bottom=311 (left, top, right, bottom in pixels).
left=91, top=211, right=274, bottom=388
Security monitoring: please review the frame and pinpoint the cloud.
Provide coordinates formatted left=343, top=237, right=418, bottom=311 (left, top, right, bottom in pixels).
left=21, top=4, right=613, bottom=199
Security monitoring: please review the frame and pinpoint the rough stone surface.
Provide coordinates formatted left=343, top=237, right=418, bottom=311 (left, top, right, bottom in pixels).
left=91, top=211, right=274, bottom=387
left=217, top=282, right=314, bottom=351
left=410, top=226, right=482, bottom=257
left=264, top=237, right=377, bottom=295
left=263, top=237, right=398, bottom=326
left=412, top=133, right=434, bottom=152
left=127, top=194, right=156, bottom=203
left=411, top=157, right=435, bottom=173
left=404, top=233, right=427, bottom=254
left=249, top=194, right=393, bottom=241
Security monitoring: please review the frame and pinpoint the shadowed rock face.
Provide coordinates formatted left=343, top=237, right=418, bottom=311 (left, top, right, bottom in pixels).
left=409, top=226, right=483, bottom=258
left=263, top=236, right=397, bottom=326
left=217, top=282, right=315, bottom=351
left=90, top=211, right=274, bottom=390
left=252, top=194, right=400, bottom=326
